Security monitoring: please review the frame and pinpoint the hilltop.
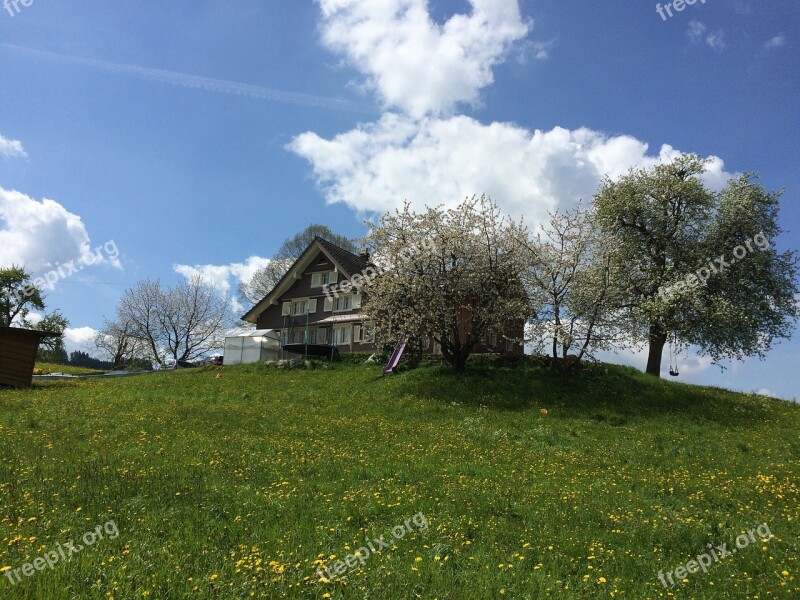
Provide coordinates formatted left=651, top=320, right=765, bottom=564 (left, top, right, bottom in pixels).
left=0, top=362, right=797, bottom=598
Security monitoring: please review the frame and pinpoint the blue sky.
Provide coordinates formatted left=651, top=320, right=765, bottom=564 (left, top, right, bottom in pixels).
left=0, top=0, right=797, bottom=399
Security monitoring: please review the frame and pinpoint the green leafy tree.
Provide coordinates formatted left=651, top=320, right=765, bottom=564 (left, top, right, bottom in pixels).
left=593, top=154, right=799, bottom=377
left=1, top=266, right=69, bottom=357
left=0, top=265, right=46, bottom=327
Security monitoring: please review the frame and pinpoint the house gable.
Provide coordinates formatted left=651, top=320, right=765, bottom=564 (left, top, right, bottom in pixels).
left=242, top=237, right=368, bottom=325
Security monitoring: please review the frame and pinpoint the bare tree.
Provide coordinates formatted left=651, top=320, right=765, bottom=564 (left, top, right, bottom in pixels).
left=237, top=258, right=295, bottom=306
left=524, top=206, right=626, bottom=372
left=94, top=318, right=144, bottom=369
left=117, top=277, right=232, bottom=365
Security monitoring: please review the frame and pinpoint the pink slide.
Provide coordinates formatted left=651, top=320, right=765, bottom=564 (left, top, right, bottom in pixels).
left=383, top=338, right=407, bottom=374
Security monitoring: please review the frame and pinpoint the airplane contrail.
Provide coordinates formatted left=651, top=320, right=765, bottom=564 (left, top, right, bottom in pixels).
left=0, top=43, right=374, bottom=114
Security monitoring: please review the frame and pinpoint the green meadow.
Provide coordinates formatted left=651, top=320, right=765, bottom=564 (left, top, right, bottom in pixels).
left=0, top=362, right=798, bottom=598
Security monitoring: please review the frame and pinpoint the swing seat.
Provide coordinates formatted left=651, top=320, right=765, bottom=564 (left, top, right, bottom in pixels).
left=668, top=368, right=679, bottom=377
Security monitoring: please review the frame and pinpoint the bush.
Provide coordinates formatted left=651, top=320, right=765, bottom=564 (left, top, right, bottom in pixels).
left=338, top=352, right=382, bottom=365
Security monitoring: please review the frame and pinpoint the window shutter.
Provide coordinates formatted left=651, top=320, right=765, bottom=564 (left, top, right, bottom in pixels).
left=353, top=325, right=362, bottom=343
left=352, top=293, right=362, bottom=309
left=281, top=301, right=291, bottom=316
left=324, top=297, right=333, bottom=312
left=311, top=273, right=321, bottom=287
left=309, top=299, right=318, bottom=313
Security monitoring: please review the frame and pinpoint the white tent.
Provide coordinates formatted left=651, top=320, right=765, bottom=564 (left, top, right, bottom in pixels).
left=223, top=329, right=281, bottom=365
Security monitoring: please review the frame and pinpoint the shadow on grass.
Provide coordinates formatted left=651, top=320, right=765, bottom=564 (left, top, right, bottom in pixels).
left=389, top=362, right=775, bottom=428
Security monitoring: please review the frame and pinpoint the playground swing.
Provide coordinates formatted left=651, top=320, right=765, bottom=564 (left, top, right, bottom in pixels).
left=668, top=335, right=680, bottom=377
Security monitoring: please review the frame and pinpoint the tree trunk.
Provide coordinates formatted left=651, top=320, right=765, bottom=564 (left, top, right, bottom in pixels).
left=645, top=325, right=667, bottom=377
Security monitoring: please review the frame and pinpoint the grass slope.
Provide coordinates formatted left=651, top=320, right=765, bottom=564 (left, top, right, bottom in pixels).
left=33, top=363, right=105, bottom=376
left=0, top=362, right=798, bottom=599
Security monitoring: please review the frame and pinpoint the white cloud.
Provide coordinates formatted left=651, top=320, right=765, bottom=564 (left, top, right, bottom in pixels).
left=173, top=256, right=272, bottom=312
left=764, top=34, right=786, bottom=50
left=0, top=133, right=27, bottom=159
left=63, top=326, right=98, bottom=355
left=525, top=40, right=554, bottom=62
left=289, top=114, right=734, bottom=226
left=0, top=186, right=108, bottom=277
left=687, top=20, right=707, bottom=43
left=687, top=20, right=725, bottom=52
left=705, top=30, right=726, bottom=52
left=317, top=0, right=530, bottom=118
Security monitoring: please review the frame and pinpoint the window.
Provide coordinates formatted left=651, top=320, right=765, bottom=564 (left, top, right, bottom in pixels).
left=292, top=300, right=308, bottom=316
left=353, top=325, right=361, bottom=343
left=506, top=338, right=514, bottom=352
left=334, top=295, right=352, bottom=312
left=315, top=328, right=329, bottom=344
left=332, top=326, right=351, bottom=345
left=312, top=271, right=336, bottom=287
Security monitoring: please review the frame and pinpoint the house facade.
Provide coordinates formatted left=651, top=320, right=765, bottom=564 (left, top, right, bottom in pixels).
left=242, top=237, right=525, bottom=357
left=242, top=238, right=377, bottom=354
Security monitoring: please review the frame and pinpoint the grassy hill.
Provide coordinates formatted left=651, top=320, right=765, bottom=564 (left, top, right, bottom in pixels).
left=0, top=361, right=797, bottom=598
left=33, top=362, right=105, bottom=376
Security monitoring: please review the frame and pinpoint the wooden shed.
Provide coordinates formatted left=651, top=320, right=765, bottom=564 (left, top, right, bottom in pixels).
left=0, top=327, right=61, bottom=388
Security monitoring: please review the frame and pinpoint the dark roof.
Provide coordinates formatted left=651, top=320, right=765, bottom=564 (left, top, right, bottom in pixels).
left=315, top=237, right=369, bottom=275
left=0, top=327, right=61, bottom=339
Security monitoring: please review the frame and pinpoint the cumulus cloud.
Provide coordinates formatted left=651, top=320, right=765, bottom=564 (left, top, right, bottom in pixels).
left=0, top=186, right=115, bottom=279
left=0, top=133, right=27, bottom=159
left=63, top=326, right=98, bottom=354
left=764, top=34, right=786, bottom=50
left=289, top=114, right=734, bottom=226
left=173, top=256, right=272, bottom=312
left=317, top=0, right=530, bottom=118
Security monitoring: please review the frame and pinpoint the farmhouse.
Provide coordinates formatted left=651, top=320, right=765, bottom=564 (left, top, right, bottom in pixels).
left=242, top=237, right=525, bottom=359
left=242, top=238, right=377, bottom=356
left=0, top=327, right=61, bottom=387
